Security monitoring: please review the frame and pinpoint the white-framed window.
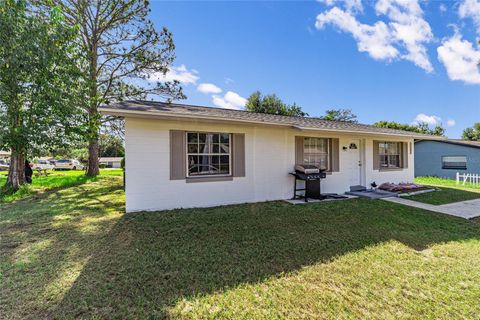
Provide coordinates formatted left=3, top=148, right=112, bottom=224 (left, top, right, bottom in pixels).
left=442, top=156, right=467, bottom=170
left=186, top=132, right=231, bottom=177
left=378, top=141, right=401, bottom=168
left=303, top=137, right=329, bottom=170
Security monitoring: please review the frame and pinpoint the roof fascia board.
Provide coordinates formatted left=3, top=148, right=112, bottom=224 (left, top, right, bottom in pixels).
left=100, top=107, right=444, bottom=140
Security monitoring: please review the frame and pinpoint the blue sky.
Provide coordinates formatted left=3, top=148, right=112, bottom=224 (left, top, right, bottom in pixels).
left=149, top=0, right=480, bottom=138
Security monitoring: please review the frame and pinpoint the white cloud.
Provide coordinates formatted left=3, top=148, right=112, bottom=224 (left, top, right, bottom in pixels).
left=212, top=91, right=247, bottom=110
left=148, top=64, right=199, bottom=85
left=319, top=0, right=363, bottom=13
left=437, top=32, right=480, bottom=84
left=459, top=0, right=480, bottom=33
left=315, top=0, right=434, bottom=72
left=316, top=8, right=399, bottom=60
left=447, top=119, right=456, bottom=127
left=413, top=113, right=442, bottom=126
left=439, top=3, right=447, bottom=13
left=197, top=83, right=222, bottom=94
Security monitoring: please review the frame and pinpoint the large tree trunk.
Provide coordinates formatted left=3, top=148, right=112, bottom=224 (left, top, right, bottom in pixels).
left=86, top=38, right=100, bottom=177
left=87, top=135, right=100, bottom=177
left=7, top=148, right=25, bottom=190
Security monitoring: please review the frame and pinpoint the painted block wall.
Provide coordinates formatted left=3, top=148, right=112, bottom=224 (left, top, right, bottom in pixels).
left=415, top=140, right=480, bottom=179
left=125, top=117, right=414, bottom=212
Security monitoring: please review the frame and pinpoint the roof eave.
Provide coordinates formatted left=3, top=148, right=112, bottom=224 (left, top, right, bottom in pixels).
left=100, top=107, right=444, bottom=140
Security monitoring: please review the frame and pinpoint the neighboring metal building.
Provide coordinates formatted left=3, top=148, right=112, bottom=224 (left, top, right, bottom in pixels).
left=415, top=140, right=480, bottom=179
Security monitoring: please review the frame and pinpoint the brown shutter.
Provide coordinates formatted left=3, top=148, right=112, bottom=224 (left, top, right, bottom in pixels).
left=170, top=130, right=186, bottom=180
left=232, top=133, right=245, bottom=177
left=295, top=136, right=304, bottom=164
left=402, top=142, right=408, bottom=168
left=330, top=138, right=339, bottom=172
left=373, top=140, right=380, bottom=170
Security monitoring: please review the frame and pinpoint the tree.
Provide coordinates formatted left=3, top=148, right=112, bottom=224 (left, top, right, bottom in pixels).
left=42, top=0, right=185, bottom=177
left=99, top=134, right=124, bottom=157
left=245, top=91, right=307, bottom=117
left=321, top=109, right=357, bottom=122
left=462, top=123, right=480, bottom=141
left=373, top=121, right=445, bottom=136
left=0, top=0, right=84, bottom=189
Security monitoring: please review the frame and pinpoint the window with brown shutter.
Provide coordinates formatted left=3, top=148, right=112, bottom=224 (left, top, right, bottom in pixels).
left=295, top=136, right=339, bottom=172
left=170, top=130, right=244, bottom=182
left=373, top=141, right=408, bottom=170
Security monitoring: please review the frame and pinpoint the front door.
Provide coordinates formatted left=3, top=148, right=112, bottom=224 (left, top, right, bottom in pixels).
left=345, top=139, right=362, bottom=186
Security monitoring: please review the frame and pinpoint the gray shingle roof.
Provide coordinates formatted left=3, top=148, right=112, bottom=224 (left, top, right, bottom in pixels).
left=416, top=139, right=480, bottom=149
left=100, top=100, right=442, bottom=138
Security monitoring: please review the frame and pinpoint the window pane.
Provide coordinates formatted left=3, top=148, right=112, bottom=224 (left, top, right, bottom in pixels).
left=387, top=142, right=398, bottom=155
left=212, top=144, right=220, bottom=153
left=212, top=134, right=219, bottom=143
left=220, top=133, right=230, bottom=143
left=219, top=164, right=230, bottom=174
left=388, top=155, right=400, bottom=168
left=198, top=133, right=206, bottom=143
left=379, top=143, right=386, bottom=155
left=188, top=155, right=200, bottom=175
left=220, top=156, right=230, bottom=164
left=442, top=156, right=467, bottom=169
left=220, top=143, right=229, bottom=154
left=187, top=133, right=198, bottom=143
left=188, top=144, right=198, bottom=153
left=380, top=155, right=388, bottom=167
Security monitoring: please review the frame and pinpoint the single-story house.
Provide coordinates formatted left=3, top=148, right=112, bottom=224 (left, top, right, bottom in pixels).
left=415, top=139, right=480, bottom=179
left=0, top=150, right=10, bottom=160
left=99, top=157, right=123, bottom=168
left=100, top=101, right=439, bottom=212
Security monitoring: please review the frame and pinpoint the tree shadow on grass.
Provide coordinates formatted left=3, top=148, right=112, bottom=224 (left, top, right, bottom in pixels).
left=52, top=198, right=480, bottom=319
left=0, top=177, right=125, bottom=319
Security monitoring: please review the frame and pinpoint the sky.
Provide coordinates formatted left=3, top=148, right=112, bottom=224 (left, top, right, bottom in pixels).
left=148, top=0, right=480, bottom=138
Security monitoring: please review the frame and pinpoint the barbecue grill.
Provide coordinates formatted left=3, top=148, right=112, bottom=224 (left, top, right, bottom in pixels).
left=290, top=164, right=327, bottom=202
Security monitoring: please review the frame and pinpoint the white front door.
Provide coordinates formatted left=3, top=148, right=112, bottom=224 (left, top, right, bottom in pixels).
left=344, top=139, right=362, bottom=186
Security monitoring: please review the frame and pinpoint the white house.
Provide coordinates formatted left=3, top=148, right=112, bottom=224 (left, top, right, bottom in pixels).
left=100, top=101, right=439, bottom=213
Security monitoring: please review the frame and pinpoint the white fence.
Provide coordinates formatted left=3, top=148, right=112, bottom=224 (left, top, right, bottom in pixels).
left=456, top=172, right=480, bottom=186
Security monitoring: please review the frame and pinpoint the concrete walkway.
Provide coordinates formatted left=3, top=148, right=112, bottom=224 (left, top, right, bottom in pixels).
left=383, top=197, right=480, bottom=220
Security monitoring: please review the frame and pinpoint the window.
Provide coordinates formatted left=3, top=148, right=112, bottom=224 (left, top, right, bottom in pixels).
left=442, top=156, right=467, bottom=170
left=378, top=141, right=401, bottom=169
left=187, top=132, right=231, bottom=177
left=303, top=137, right=329, bottom=170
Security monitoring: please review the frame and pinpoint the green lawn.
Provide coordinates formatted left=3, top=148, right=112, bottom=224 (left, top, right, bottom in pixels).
left=404, top=176, right=480, bottom=205
left=0, top=169, right=123, bottom=203
left=2, top=176, right=480, bottom=319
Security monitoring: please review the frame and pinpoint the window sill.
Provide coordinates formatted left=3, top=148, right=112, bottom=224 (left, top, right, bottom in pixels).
left=378, top=168, right=404, bottom=172
left=186, top=176, right=234, bottom=183
left=442, top=167, right=467, bottom=170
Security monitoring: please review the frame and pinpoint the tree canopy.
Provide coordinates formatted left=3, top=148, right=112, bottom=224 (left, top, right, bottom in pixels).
left=462, top=123, right=480, bottom=141
left=321, top=109, right=358, bottom=123
left=41, top=0, right=184, bottom=177
left=0, top=0, right=84, bottom=189
left=245, top=91, right=308, bottom=117
left=373, top=121, right=445, bottom=136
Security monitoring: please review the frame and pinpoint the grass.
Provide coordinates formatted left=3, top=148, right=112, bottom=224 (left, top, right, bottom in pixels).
left=2, top=175, right=480, bottom=319
left=403, top=176, right=480, bottom=205
left=0, top=169, right=123, bottom=203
